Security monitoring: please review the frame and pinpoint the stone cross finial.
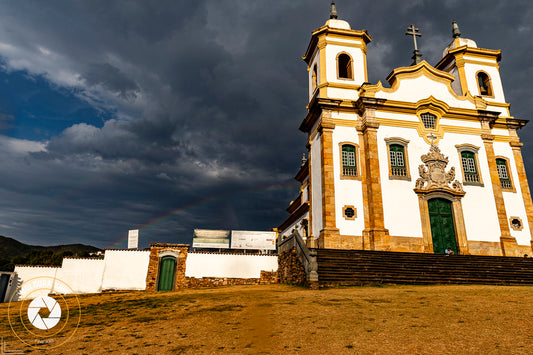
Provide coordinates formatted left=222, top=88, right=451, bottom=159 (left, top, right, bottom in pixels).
left=427, top=133, right=437, bottom=146
left=452, top=21, right=461, bottom=38
left=330, top=1, right=338, bottom=19
left=405, top=24, right=423, bottom=65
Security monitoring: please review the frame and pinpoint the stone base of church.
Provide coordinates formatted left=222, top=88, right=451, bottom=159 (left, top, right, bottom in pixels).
left=388, top=236, right=425, bottom=253
left=500, top=236, right=532, bottom=257
left=362, top=228, right=390, bottom=251
left=313, top=233, right=533, bottom=257
left=317, top=227, right=342, bottom=249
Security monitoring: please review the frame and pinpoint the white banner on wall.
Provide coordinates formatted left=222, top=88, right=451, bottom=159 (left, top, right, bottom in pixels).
left=193, top=229, right=231, bottom=249
left=128, top=229, right=139, bottom=249
left=230, top=230, right=276, bottom=250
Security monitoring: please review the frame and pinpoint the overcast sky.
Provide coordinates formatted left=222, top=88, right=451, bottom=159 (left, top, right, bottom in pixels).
left=0, top=1, right=532, bottom=249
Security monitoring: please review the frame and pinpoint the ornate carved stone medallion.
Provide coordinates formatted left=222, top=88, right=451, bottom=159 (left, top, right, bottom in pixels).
left=414, top=144, right=464, bottom=194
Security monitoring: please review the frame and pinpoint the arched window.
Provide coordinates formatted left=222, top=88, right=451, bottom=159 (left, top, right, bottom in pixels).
left=477, top=72, right=493, bottom=96
left=312, top=64, right=318, bottom=91
left=341, top=144, right=357, bottom=176
left=496, top=158, right=513, bottom=190
left=337, top=53, right=353, bottom=79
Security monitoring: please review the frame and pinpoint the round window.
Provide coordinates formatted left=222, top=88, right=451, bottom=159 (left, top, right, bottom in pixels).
left=344, top=207, right=355, bottom=218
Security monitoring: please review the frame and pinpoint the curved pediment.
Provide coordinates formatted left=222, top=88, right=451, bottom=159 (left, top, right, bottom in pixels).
left=385, top=61, right=455, bottom=87
left=360, top=61, right=483, bottom=110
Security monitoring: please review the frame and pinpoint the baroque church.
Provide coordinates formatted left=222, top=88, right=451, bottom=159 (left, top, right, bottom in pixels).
left=278, top=4, right=533, bottom=257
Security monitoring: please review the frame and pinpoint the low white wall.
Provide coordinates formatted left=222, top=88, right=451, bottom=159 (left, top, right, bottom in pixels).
left=59, top=258, right=105, bottom=294
left=12, top=266, right=61, bottom=301
left=185, top=253, right=278, bottom=278
left=12, top=249, right=151, bottom=299
left=101, top=250, right=150, bottom=290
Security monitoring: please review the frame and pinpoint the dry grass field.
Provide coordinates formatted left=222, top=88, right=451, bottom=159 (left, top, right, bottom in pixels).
left=1, top=284, right=532, bottom=354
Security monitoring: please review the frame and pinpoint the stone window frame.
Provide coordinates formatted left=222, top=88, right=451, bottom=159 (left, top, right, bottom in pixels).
left=416, top=109, right=441, bottom=134
left=342, top=205, right=357, bottom=220
left=311, top=64, right=318, bottom=92
left=495, top=156, right=516, bottom=193
left=509, top=216, right=524, bottom=231
left=455, top=144, right=484, bottom=187
left=339, top=142, right=361, bottom=180
left=336, top=52, right=354, bottom=80
left=385, top=137, right=411, bottom=181
left=475, top=70, right=494, bottom=98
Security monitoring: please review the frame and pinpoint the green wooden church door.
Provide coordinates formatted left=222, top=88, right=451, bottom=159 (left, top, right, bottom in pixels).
left=157, top=256, right=176, bottom=291
left=428, top=198, right=458, bottom=254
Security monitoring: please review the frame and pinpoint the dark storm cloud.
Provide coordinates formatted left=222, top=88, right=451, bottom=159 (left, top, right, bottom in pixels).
left=83, top=63, right=139, bottom=99
left=0, top=1, right=532, bottom=247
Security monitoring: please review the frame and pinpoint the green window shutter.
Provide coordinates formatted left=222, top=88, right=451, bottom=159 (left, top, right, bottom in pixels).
left=389, top=145, right=405, bottom=168
left=342, top=145, right=356, bottom=167
left=341, top=144, right=357, bottom=176
left=496, top=158, right=512, bottom=189
left=461, top=151, right=477, bottom=173
left=496, top=159, right=509, bottom=179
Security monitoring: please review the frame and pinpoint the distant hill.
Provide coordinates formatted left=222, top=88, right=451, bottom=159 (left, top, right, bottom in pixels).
left=0, top=235, right=102, bottom=271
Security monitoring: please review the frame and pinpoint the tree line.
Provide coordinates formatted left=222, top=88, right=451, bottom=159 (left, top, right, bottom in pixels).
left=0, top=249, right=95, bottom=271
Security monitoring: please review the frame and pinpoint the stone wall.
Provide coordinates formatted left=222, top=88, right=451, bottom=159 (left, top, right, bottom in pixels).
left=183, top=271, right=278, bottom=288
left=278, top=249, right=307, bottom=286
left=145, top=243, right=189, bottom=291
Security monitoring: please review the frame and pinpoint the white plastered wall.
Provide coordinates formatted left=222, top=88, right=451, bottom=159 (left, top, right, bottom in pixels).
left=185, top=253, right=278, bottom=278
left=493, top=141, right=532, bottom=245
left=12, top=266, right=61, bottom=301
left=377, top=75, right=475, bottom=111
left=463, top=60, right=506, bottom=103
left=100, top=250, right=150, bottom=291
left=332, top=124, right=365, bottom=236
left=377, top=118, right=505, bottom=243
left=439, top=132, right=501, bottom=242
left=59, top=258, right=105, bottom=294
left=378, top=125, right=423, bottom=238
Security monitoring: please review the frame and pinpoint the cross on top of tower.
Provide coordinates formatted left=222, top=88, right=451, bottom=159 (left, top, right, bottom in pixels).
left=427, top=133, right=437, bottom=146
left=330, top=1, right=338, bottom=19
left=405, top=24, right=423, bottom=65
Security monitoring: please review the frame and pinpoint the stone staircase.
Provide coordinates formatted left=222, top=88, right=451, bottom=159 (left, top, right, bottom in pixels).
left=317, top=249, right=533, bottom=286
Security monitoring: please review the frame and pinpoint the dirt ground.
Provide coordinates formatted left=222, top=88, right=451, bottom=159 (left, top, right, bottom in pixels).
left=1, top=284, right=532, bottom=354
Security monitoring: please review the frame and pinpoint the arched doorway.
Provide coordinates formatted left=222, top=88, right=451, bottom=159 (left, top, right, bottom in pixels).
left=157, top=256, right=176, bottom=291
left=428, top=198, right=458, bottom=254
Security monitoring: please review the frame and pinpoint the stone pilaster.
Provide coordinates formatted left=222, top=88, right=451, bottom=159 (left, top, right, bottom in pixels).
left=510, top=134, right=533, bottom=254
left=481, top=133, right=513, bottom=256
left=317, top=112, right=341, bottom=248
left=356, top=97, right=389, bottom=250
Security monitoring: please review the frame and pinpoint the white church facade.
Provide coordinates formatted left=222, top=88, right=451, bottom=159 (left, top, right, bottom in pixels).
left=278, top=9, right=533, bottom=257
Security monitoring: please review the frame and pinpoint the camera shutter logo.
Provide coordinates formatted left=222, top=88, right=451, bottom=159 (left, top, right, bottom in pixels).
left=27, top=296, right=62, bottom=330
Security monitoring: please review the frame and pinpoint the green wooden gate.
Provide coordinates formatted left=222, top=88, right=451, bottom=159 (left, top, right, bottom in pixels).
left=157, top=256, right=176, bottom=291
left=428, top=198, right=458, bottom=254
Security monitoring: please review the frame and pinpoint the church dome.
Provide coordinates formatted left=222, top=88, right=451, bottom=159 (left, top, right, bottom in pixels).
left=443, top=37, right=478, bottom=57
left=325, top=18, right=351, bottom=30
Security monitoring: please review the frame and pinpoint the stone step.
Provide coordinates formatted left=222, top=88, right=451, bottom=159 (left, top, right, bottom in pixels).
left=315, top=249, right=533, bottom=286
